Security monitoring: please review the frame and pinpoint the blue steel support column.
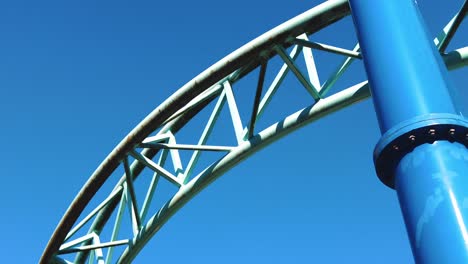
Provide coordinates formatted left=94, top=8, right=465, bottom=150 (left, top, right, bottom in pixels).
left=348, top=0, right=468, bottom=263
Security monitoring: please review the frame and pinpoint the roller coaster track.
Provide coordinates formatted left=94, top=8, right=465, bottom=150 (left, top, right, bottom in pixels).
left=41, top=0, right=468, bottom=263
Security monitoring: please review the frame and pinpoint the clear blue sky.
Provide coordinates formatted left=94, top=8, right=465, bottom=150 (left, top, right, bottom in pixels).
left=1, top=0, right=467, bottom=263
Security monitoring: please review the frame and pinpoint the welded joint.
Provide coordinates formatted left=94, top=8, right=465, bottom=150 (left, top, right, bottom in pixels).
left=274, top=45, right=321, bottom=100
left=57, top=232, right=104, bottom=261
left=141, top=131, right=184, bottom=177
left=319, top=43, right=360, bottom=97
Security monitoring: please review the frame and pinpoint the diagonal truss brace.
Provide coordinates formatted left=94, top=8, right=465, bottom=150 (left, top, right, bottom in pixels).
left=435, top=0, right=468, bottom=52
left=123, top=157, right=141, bottom=236
left=274, top=45, right=321, bottom=100
left=143, top=131, right=183, bottom=177
left=224, top=81, right=245, bottom=145
left=129, top=150, right=182, bottom=187
left=297, top=34, right=321, bottom=90
left=65, top=186, right=123, bottom=241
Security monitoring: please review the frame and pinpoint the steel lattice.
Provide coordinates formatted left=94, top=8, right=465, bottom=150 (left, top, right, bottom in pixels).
left=42, top=0, right=468, bottom=263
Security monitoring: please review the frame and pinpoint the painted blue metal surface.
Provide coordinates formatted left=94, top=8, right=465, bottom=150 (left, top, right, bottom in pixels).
left=373, top=113, right=468, bottom=188
left=349, top=0, right=459, bottom=134
left=396, top=141, right=468, bottom=263
left=349, top=0, right=468, bottom=262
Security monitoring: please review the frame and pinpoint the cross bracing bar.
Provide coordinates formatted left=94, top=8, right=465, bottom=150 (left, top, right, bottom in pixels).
left=435, top=15, right=458, bottom=50
left=161, top=83, right=224, bottom=127
left=60, top=233, right=96, bottom=251
left=105, top=186, right=127, bottom=264
left=141, top=133, right=172, bottom=144
left=297, top=34, right=321, bottom=91
left=436, top=0, right=467, bottom=52
left=293, top=38, right=362, bottom=59
left=274, top=46, right=321, bottom=100
left=258, top=45, right=301, bottom=117
left=183, top=88, right=228, bottom=182
left=224, top=81, right=245, bottom=145
left=41, top=0, right=468, bottom=261
left=166, top=131, right=184, bottom=176
left=142, top=131, right=183, bottom=176
left=65, top=186, right=123, bottom=241
left=123, top=158, right=141, bottom=235
left=129, top=150, right=182, bottom=187
left=139, top=142, right=234, bottom=152
left=139, top=149, right=167, bottom=222
left=319, top=43, right=360, bottom=97
left=248, top=60, right=267, bottom=139
left=59, top=232, right=114, bottom=264
left=58, top=240, right=129, bottom=255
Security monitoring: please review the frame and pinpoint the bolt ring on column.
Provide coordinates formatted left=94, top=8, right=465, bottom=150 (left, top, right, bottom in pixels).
left=374, top=113, right=468, bottom=188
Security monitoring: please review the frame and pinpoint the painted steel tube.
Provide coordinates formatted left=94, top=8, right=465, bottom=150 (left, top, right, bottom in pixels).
left=349, top=0, right=468, bottom=262
left=349, top=0, right=459, bottom=134
left=395, top=141, right=468, bottom=263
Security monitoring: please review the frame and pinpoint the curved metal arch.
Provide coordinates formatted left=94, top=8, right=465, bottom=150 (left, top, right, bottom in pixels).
left=117, top=48, right=468, bottom=263
left=42, top=0, right=468, bottom=262
left=116, top=81, right=369, bottom=262
left=41, top=1, right=351, bottom=262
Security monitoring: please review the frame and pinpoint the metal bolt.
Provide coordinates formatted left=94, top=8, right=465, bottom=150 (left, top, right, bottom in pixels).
left=409, top=135, right=416, bottom=142
left=449, top=128, right=456, bottom=137
left=393, top=145, right=399, bottom=151
left=428, top=129, right=436, bottom=136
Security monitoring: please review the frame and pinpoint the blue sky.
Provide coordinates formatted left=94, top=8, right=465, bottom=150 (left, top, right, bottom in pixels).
left=1, top=0, right=467, bottom=263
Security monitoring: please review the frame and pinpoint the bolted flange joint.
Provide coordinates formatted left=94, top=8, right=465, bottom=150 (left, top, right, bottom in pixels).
left=374, top=113, right=468, bottom=188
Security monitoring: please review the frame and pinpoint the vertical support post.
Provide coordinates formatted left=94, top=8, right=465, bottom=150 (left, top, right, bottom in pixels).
left=349, top=0, right=468, bottom=263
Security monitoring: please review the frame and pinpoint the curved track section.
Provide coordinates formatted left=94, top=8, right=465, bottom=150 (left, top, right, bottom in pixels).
left=42, top=0, right=468, bottom=263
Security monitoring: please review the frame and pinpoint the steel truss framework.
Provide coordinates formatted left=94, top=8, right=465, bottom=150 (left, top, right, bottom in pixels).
left=41, top=0, right=468, bottom=263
